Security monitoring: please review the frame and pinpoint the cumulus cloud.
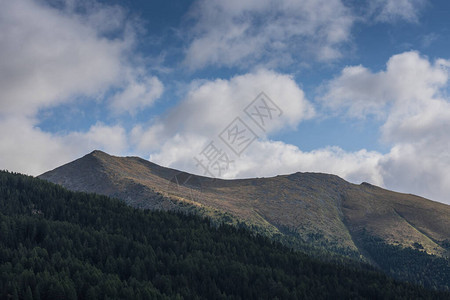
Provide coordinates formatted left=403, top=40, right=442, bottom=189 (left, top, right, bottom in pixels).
left=0, top=0, right=162, bottom=174
left=322, top=51, right=450, bottom=204
left=380, top=141, right=450, bottom=203
left=225, top=142, right=384, bottom=185
left=66, top=123, right=128, bottom=154
left=319, top=65, right=391, bottom=118
left=131, top=69, right=383, bottom=191
left=133, top=69, right=315, bottom=154
left=183, top=0, right=354, bottom=69
left=0, top=0, right=123, bottom=116
left=321, top=51, right=448, bottom=118
left=182, top=0, right=428, bottom=70
left=110, top=74, right=164, bottom=114
left=0, top=117, right=128, bottom=175
left=137, top=52, right=450, bottom=205
left=0, top=0, right=163, bottom=117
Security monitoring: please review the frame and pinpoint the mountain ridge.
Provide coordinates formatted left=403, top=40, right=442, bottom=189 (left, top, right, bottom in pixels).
left=39, top=150, right=450, bottom=260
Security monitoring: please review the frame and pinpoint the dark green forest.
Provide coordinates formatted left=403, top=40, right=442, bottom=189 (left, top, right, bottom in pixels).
left=0, top=171, right=448, bottom=299
left=357, top=230, right=450, bottom=291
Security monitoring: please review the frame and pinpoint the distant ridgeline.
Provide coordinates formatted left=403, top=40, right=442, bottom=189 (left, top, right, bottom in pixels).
left=0, top=170, right=448, bottom=299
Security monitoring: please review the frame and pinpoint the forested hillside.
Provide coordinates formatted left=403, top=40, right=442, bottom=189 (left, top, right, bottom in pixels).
left=0, top=171, right=448, bottom=299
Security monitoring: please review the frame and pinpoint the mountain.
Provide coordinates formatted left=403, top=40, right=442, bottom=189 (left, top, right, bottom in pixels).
left=3, top=170, right=448, bottom=299
left=39, top=150, right=450, bottom=255
left=39, top=150, right=450, bottom=289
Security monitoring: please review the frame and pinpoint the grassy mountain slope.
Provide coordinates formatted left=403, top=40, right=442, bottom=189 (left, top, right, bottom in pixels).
left=39, top=150, right=450, bottom=259
left=342, top=182, right=449, bottom=257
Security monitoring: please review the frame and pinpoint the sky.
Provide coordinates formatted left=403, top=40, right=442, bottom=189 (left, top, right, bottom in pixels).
left=1, top=0, right=450, bottom=204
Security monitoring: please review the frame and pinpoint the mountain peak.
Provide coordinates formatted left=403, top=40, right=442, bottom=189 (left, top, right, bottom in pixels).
left=87, top=149, right=113, bottom=159
left=89, top=149, right=107, bottom=155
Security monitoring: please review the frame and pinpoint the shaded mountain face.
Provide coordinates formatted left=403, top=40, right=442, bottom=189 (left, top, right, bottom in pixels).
left=39, top=150, right=450, bottom=259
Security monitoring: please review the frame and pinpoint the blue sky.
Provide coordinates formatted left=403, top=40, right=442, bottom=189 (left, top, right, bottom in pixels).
left=1, top=0, right=450, bottom=204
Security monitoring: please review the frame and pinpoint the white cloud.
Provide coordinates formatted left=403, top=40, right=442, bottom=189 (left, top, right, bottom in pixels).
left=0, top=0, right=159, bottom=174
left=66, top=123, right=128, bottom=154
left=322, top=51, right=450, bottom=204
left=183, top=0, right=354, bottom=69
left=133, top=69, right=315, bottom=154
left=149, top=137, right=384, bottom=185
left=110, top=75, right=164, bottom=114
left=0, top=116, right=69, bottom=175
left=0, top=0, right=122, bottom=116
left=182, top=0, right=428, bottom=70
left=226, top=142, right=384, bottom=185
left=320, top=65, right=390, bottom=118
left=0, top=117, right=128, bottom=175
left=380, top=141, right=450, bottom=203
left=139, top=52, right=450, bottom=205
left=133, top=69, right=383, bottom=193
left=0, top=0, right=162, bottom=117
left=321, top=51, right=448, bottom=118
